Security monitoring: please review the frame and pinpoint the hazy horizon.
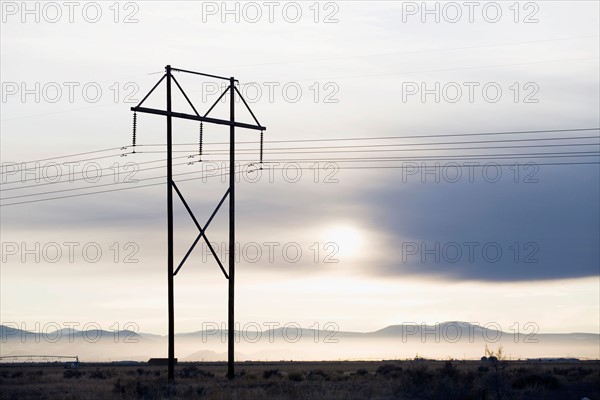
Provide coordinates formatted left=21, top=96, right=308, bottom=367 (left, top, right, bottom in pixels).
left=2, top=321, right=598, bottom=362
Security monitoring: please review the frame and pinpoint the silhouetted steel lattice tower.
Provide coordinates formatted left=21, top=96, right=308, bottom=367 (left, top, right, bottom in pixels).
left=130, top=65, right=266, bottom=382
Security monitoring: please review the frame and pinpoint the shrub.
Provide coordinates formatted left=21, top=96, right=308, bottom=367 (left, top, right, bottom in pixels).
left=552, top=367, right=594, bottom=381
left=180, top=365, right=214, bottom=379
left=63, top=369, right=82, bottom=379
left=113, top=379, right=126, bottom=394
left=243, top=372, right=258, bottom=380
left=307, top=369, right=329, bottom=381
left=376, top=363, right=403, bottom=378
left=135, top=381, right=150, bottom=398
left=263, top=369, right=282, bottom=379
left=88, top=369, right=107, bottom=379
left=375, top=364, right=402, bottom=378
left=439, top=361, right=459, bottom=379
left=512, top=373, right=560, bottom=390
left=405, top=366, right=433, bottom=387
left=288, top=371, right=304, bottom=382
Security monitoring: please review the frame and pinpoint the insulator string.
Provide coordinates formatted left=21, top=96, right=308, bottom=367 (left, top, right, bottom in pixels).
left=132, top=111, right=137, bottom=153
left=199, top=122, right=204, bottom=161
left=260, top=130, right=264, bottom=167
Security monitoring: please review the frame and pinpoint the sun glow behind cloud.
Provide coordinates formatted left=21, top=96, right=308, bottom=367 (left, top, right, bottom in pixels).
left=320, top=223, right=364, bottom=259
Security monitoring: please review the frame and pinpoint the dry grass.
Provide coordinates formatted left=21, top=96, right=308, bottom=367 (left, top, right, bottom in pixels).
left=1, top=360, right=598, bottom=399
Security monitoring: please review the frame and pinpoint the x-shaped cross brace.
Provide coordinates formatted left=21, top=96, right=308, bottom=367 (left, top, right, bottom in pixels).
left=172, top=181, right=229, bottom=279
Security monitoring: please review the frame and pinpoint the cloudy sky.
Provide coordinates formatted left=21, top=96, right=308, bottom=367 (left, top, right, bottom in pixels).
left=1, top=1, right=598, bottom=357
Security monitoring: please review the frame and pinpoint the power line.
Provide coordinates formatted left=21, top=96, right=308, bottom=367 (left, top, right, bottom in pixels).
left=141, top=128, right=600, bottom=146
left=2, top=146, right=599, bottom=194
left=181, top=142, right=600, bottom=156
left=2, top=151, right=598, bottom=201
left=1, top=128, right=598, bottom=197
left=3, top=125, right=596, bottom=176
left=1, top=166, right=223, bottom=201
left=0, top=153, right=200, bottom=188
left=132, top=144, right=600, bottom=157
left=3, top=141, right=598, bottom=193
left=2, top=128, right=597, bottom=170
left=235, top=151, right=600, bottom=163
left=2, top=161, right=598, bottom=208
left=0, top=147, right=125, bottom=169
left=151, top=135, right=600, bottom=151
left=0, top=171, right=227, bottom=207
left=0, top=152, right=130, bottom=176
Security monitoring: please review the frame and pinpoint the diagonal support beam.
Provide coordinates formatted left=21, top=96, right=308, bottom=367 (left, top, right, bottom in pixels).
left=234, top=86, right=263, bottom=128
left=172, top=180, right=202, bottom=229
left=204, top=85, right=230, bottom=118
left=172, top=182, right=230, bottom=279
left=135, top=74, right=166, bottom=108
left=171, top=75, right=201, bottom=117
left=174, top=230, right=227, bottom=279
left=174, top=232, right=206, bottom=276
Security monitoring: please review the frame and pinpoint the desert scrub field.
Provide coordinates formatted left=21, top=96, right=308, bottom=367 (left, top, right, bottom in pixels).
left=0, top=360, right=598, bottom=400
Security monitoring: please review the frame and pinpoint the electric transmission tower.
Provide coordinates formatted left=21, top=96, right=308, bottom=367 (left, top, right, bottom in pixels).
left=129, top=65, right=266, bottom=381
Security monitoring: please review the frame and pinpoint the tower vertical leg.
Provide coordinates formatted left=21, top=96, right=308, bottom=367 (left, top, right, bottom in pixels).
left=166, top=65, right=175, bottom=383
left=227, top=77, right=235, bottom=379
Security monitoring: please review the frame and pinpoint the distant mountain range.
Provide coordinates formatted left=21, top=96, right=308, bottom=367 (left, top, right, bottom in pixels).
left=0, top=326, right=141, bottom=340
left=2, top=321, right=598, bottom=344
left=1, top=322, right=598, bottom=362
